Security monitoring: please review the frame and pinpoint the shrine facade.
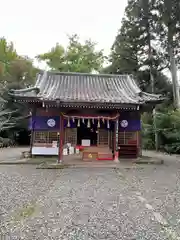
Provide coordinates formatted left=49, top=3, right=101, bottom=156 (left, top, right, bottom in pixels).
left=9, top=71, right=163, bottom=162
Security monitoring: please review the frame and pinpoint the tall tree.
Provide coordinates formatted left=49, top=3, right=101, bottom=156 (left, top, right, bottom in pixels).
left=158, top=0, right=180, bottom=108
left=108, top=0, right=172, bottom=97
left=0, top=37, right=38, bottom=139
left=36, top=34, right=105, bottom=73
left=0, top=37, right=38, bottom=89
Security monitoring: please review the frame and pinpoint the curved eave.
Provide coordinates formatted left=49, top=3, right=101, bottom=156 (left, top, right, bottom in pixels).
left=9, top=87, right=40, bottom=95
left=144, top=99, right=164, bottom=105
left=8, top=95, right=41, bottom=103
left=11, top=98, right=141, bottom=110
left=9, top=95, right=164, bottom=106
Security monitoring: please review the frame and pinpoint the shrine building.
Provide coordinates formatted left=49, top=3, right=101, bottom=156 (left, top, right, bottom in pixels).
left=9, top=71, right=163, bottom=162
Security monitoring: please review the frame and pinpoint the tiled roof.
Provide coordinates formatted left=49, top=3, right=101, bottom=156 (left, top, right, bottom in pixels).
left=9, top=71, right=163, bottom=105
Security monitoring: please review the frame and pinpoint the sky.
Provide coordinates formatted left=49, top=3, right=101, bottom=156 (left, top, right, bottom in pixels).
left=0, top=0, right=127, bottom=68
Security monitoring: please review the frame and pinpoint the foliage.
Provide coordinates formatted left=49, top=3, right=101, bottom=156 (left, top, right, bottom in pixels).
left=36, top=34, right=105, bottom=73
left=141, top=113, right=154, bottom=150
left=105, top=0, right=172, bottom=98
left=157, top=0, right=180, bottom=62
left=0, top=37, right=38, bottom=141
left=105, top=0, right=180, bottom=153
left=142, top=110, right=180, bottom=154
left=0, top=38, right=37, bottom=88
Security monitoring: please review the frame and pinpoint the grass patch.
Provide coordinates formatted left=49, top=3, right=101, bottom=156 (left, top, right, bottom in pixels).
left=134, top=158, right=164, bottom=164
left=27, top=157, right=56, bottom=164
left=12, top=203, right=37, bottom=222
left=36, top=162, right=69, bottom=169
left=0, top=157, right=57, bottom=165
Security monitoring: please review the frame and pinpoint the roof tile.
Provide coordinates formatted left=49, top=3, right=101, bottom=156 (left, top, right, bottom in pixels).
left=9, top=71, right=163, bottom=105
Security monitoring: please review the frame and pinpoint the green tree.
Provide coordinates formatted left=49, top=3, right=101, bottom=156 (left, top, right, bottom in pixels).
left=107, top=0, right=171, bottom=96
left=36, top=34, right=105, bottom=73
left=106, top=0, right=180, bottom=152
left=0, top=37, right=38, bottom=141
left=0, top=37, right=38, bottom=89
left=156, top=0, right=180, bottom=108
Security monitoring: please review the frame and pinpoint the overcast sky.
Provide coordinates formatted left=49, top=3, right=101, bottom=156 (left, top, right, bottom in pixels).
left=0, top=0, right=127, bottom=67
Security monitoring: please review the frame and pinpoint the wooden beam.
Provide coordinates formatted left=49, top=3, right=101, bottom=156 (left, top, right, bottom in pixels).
left=58, top=114, right=64, bottom=163
left=114, top=119, right=119, bottom=162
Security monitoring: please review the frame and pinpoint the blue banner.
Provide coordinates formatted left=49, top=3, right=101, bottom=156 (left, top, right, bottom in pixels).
left=29, top=114, right=141, bottom=131
left=29, top=116, right=60, bottom=130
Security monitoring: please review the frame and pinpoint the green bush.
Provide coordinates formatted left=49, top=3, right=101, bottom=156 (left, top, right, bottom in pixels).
left=142, top=110, right=180, bottom=154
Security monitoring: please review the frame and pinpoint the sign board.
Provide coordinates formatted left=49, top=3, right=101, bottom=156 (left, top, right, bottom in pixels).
left=81, top=139, right=91, bottom=146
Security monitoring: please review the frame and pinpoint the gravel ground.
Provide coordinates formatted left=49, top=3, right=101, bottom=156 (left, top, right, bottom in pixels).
left=0, top=163, right=180, bottom=240
left=0, top=166, right=60, bottom=236
left=0, top=147, right=29, bottom=162
left=122, top=162, right=180, bottom=238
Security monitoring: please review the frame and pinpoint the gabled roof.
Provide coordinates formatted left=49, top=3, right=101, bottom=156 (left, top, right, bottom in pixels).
left=9, top=71, right=163, bottom=106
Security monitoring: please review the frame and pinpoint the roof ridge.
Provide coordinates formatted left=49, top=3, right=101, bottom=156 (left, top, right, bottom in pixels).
left=39, top=70, right=131, bottom=78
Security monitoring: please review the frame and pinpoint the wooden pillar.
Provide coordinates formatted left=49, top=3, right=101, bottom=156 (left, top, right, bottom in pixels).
left=138, top=111, right=142, bottom=157
left=30, top=107, right=36, bottom=156
left=114, top=118, right=119, bottom=162
left=138, top=131, right=142, bottom=157
left=58, top=114, right=64, bottom=163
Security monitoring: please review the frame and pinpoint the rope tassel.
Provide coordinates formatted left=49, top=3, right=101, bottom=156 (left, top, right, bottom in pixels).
left=107, top=119, right=110, bottom=129
left=67, top=117, right=70, bottom=127
left=97, top=119, right=100, bottom=128
left=87, top=119, right=90, bottom=128
left=77, top=119, right=80, bottom=127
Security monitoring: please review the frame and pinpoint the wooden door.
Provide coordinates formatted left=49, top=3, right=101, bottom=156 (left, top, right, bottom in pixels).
left=64, top=128, right=77, bottom=145
left=97, top=129, right=109, bottom=146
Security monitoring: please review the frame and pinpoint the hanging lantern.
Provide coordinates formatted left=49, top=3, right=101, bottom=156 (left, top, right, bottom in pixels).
left=82, top=118, right=85, bottom=124
left=97, top=118, right=100, bottom=128
left=102, top=117, right=105, bottom=123
left=107, top=119, right=110, bottom=129
left=87, top=119, right=90, bottom=128
left=92, top=118, right=94, bottom=124
left=67, top=117, right=70, bottom=127
left=77, top=119, right=80, bottom=127
left=72, top=117, right=75, bottom=122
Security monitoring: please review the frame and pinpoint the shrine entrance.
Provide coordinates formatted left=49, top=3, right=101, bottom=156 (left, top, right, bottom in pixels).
left=77, top=123, right=97, bottom=146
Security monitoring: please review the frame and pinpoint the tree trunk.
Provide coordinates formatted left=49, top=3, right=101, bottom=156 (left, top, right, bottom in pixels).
left=144, top=0, right=159, bottom=151
left=169, top=44, right=180, bottom=109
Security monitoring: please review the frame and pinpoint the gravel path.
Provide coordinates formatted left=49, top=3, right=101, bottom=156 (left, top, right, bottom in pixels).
left=1, top=164, right=180, bottom=239
left=122, top=163, right=180, bottom=238
left=0, top=166, right=60, bottom=235
left=0, top=147, right=29, bottom=162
